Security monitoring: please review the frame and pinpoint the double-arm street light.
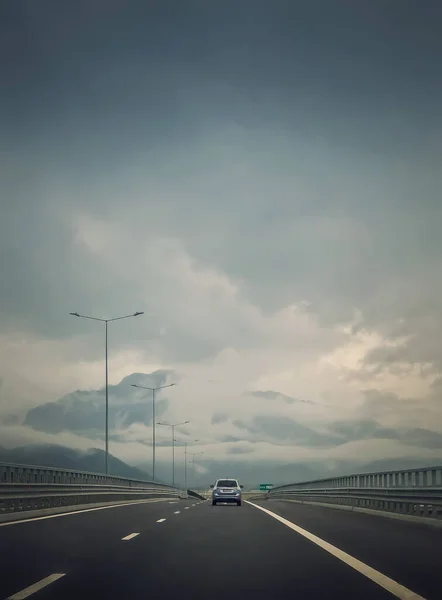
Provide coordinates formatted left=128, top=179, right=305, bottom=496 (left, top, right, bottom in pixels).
left=157, top=421, right=189, bottom=486
left=69, top=311, right=144, bottom=475
left=189, top=452, right=204, bottom=487
left=174, top=438, right=199, bottom=491
left=130, top=383, right=176, bottom=482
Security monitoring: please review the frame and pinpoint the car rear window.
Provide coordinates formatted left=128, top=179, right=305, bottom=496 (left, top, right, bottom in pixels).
left=217, top=480, right=238, bottom=487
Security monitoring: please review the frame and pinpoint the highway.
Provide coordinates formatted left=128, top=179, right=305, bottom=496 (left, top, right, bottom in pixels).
left=1, top=498, right=441, bottom=599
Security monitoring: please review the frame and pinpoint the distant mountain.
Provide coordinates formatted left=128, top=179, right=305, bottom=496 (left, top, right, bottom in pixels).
left=138, top=458, right=346, bottom=489
left=23, top=370, right=176, bottom=436
left=1, top=444, right=439, bottom=490
left=150, top=455, right=442, bottom=490
left=0, top=444, right=152, bottom=480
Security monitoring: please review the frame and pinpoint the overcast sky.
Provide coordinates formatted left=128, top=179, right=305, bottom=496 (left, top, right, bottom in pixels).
left=2, top=1, right=442, bottom=471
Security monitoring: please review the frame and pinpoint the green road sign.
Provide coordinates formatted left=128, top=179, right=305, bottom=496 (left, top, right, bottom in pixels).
left=259, top=484, right=273, bottom=490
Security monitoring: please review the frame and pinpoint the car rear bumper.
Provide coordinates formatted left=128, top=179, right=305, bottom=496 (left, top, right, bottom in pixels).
left=213, top=496, right=241, bottom=502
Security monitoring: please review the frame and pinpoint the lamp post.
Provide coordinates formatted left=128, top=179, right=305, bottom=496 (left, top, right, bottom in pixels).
left=69, top=311, right=144, bottom=475
left=174, top=439, right=199, bottom=491
left=190, top=452, right=204, bottom=487
left=131, top=383, right=176, bottom=482
left=157, top=420, right=189, bottom=486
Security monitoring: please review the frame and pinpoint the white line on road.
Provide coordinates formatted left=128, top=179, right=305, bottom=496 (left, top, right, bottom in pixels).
left=184, top=507, right=190, bottom=510
left=169, top=501, right=178, bottom=504
left=157, top=518, right=166, bottom=523
left=7, top=574, right=65, bottom=599
left=0, top=498, right=175, bottom=528
left=192, top=504, right=196, bottom=506
left=121, top=532, right=140, bottom=541
left=174, top=510, right=181, bottom=514
left=247, top=502, right=426, bottom=600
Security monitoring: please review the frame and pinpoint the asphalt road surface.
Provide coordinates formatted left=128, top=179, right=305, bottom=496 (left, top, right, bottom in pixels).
left=1, top=497, right=441, bottom=599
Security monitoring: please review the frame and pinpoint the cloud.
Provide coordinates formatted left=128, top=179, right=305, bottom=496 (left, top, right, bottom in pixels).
left=232, top=416, right=334, bottom=447
left=398, top=429, right=442, bottom=450
left=211, top=412, right=229, bottom=425
left=327, top=419, right=442, bottom=450
left=2, top=1, right=442, bottom=477
left=250, top=390, right=314, bottom=405
left=226, top=445, right=254, bottom=455
left=357, top=389, right=442, bottom=432
left=22, top=371, right=175, bottom=436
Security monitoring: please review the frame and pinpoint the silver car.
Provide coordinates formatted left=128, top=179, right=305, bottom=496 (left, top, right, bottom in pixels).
left=211, top=478, right=243, bottom=506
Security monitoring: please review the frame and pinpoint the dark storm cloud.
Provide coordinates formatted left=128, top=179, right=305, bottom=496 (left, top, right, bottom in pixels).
left=233, top=416, right=338, bottom=447
left=211, top=412, right=229, bottom=425
left=22, top=371, right=174, bottom=436
left=220, top=435, right=243, bottom=443
left=232, top=412, right=442, bottom=451
left=250, top=391, right=314, bottom=405
left=226, top=446, right=253, bottom=455
left=2, top=0, right=442, bottom=374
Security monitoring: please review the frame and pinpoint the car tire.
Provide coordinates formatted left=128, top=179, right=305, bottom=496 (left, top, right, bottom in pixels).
left=212, top=501, right=217, bottom=506
left=237, top=501, right=242, bottom=506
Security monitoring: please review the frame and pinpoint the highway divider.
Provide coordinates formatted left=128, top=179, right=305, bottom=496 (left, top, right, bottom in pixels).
left=187, top=490, right=205, bottom=501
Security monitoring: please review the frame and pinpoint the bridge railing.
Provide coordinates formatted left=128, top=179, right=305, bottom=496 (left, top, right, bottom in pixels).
left=0, top=461, right=185, bottom=516
left=267, top=465, right=442, bottom=521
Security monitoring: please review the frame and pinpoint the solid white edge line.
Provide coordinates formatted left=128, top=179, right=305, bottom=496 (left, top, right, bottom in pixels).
left=7, top=573, right=66, bottom=599
left=0, top=498, right=175, bottom=528
left=121, top=532, right=140, bottom=541
left=247, top=502, right=426, bottom=600
left=157, top=518, right=166, bottom=523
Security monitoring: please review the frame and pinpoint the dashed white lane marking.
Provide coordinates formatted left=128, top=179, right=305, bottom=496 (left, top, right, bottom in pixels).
left=121, top=532, right=140, bottom=541
left=169, top=501, right=178, bottom=504
left=184, top=507, right=190, bottom=510
left=192, top=503, right=196, bottom=506
left=157, top=518, right=166, bottom=523
left=0, top=498, right=174, bottom=528
left=7, top=573, right=66, bottom=599
left=174, top=511, right=181, bottom=514
left=247, top=502, right=426, bottom=600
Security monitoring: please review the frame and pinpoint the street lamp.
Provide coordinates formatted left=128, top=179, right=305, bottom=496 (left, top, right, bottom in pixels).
left=69, top=311, right=144, bottom=475
left=157, top=421, right=189, bottom=486
left=175, top=438, right=199, bottom=491
left=131, top=383, right=176, bottom=482
left=190, top=452, right=204, bottom=487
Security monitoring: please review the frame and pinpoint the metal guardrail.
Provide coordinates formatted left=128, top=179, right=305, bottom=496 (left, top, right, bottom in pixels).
left=0, top=461, right=161, bottom=487
left=267, top=465, right=442, bottom=520
left=0, top=462, right=183, bottom=515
